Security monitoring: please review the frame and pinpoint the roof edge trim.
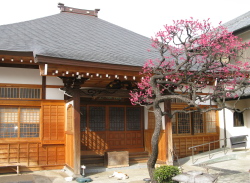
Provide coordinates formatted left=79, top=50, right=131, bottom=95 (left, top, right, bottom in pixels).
left=0, top=50, right=34, bottom=57
left=36, top=55, right=142, bottom=72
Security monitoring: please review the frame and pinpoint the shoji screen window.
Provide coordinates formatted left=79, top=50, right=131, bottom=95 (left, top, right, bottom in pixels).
left=0, top=107, right=40, bottom=138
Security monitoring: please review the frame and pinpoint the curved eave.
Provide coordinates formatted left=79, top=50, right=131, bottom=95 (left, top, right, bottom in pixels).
left=233, top=25, right=250, bottom=35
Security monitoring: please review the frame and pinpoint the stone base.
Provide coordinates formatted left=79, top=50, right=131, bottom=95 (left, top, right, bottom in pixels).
left=105, top=151, right=129, bottom=168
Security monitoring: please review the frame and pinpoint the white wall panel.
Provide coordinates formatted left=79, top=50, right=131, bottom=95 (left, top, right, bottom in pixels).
left=219, top=99, right=250, bottom=148
left=46, top=76, right=64, bottom=85
left=0, top=67, right=41, bottom=84
left=46, top=88, right=64, bottom=100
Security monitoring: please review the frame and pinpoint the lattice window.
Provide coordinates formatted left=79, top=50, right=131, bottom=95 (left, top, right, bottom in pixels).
left=126, top=107, right=141, bottom=131
left=148, top=111, right=156, bottom=130
left=172, top=112, right=177, bottom=134
left=0, top=87, right=41, bottom=99
left=20, top=108, right=40, bottom=137
left=172, top=110, right=217, bottom=135
left=80, top=106, right=87, bottom=131
left=0, top=108, right=18, bottom=138
left=177, top=112, right=191, bottom=134
left=205, top=110, right=217, bottom=133
left=89, top=106, right=105, bottom=131
left=67, top=105, right=73, bottom=132
left=0, top=107, right=40, bottom=138
left=109, top=107, right=125, bottom=131
left=194, top=112, right=204, bottom=134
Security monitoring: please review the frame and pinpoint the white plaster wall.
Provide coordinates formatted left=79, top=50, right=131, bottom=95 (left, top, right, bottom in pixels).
left=0, top=67, right=41, bottom=84
left=160, top=102, right=166, bottom=130
left=238, top=30, right=250, bottom=42
left=46, top=88, right=64, bottom=100
left=0, top=67, right=65, bottom=100
left=143, top=103, right=165, bottom=130
left=46, top=76, right=64, bottom=85
left=219, top=99, right=250, bottom=148
left=46, top=76, right=64, bottom=100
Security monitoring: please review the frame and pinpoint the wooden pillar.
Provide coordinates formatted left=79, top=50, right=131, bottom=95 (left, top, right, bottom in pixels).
left=42, top=76, right=46, bottom=99
left=164, top=99, right=173, bottom=165
left=59, top=76, right=87, bottom=176
left=73, top=87, right=81, bottom=175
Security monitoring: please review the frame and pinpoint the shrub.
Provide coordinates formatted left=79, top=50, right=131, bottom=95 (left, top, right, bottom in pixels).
left=153, top=165, right=180, bottom=183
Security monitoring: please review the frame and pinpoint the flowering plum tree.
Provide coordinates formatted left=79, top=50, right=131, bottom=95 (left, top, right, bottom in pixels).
left=130, top=18, right=250, bottom=181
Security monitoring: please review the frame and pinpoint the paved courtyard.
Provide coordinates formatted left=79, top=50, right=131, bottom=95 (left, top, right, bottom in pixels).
left=0, top=155, right=249, bottom=183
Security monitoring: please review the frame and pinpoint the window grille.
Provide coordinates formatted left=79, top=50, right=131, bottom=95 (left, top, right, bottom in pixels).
left=126, top=107, right=141, bottom=131
left=172, top=113, right=177, bottom=134
left=194, top=112, right=204, bottom=133
left=67, top=105, right=73, bottom=132
left=0, top=107, right=40, bottom=138
left=89, top=106, right=105, bottom=131
left=0, top=87, right=41, bottom=99
left=205, top=110, right=217, bottom=133
left=109, top=107, right=125, bottom=131
left=80, top=106, right=87, bottom=131
left=177, top=112, right=191, bottom=134
left=0, top=108, right=18, bottom=138
left=172, top=110, right=217, bottom=135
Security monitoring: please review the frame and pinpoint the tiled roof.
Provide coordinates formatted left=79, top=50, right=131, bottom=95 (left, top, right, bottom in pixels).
left=223, top=11, right=250, bottom=33
left=0, top=12, right=157, bottom=67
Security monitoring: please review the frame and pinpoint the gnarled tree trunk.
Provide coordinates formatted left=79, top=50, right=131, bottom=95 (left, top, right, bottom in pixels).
left=147, top=104, right=162, bottom=183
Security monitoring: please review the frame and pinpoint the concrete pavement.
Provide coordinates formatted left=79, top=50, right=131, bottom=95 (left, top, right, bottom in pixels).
left=0, top=149, right=249, bottom=183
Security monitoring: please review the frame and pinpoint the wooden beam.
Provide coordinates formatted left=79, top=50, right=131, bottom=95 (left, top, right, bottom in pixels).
left=0, top=51, right=33, bottom=57
left=0, top=63, right=39, bottom=69
left=36, top=55, right=142, bottom=72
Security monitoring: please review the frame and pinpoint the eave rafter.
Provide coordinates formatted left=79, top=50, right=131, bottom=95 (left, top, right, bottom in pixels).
left=37, top=56, right=142, bottom=88
left=0, top=53, right=142, bottom=89
left=0, top=54, right=36, bottom=65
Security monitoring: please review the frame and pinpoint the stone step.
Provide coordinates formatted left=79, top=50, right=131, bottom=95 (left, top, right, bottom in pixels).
left=81, top=151, right=149, bottom=167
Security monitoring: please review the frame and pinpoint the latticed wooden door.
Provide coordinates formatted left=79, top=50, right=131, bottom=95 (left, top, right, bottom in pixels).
left=80, top=105, right=144, bottom=154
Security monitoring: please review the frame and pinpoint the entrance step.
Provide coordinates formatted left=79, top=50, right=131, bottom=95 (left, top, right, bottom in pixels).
left=129, top=152, right=149, bottom=164
left=81, top=151, right=149, bottom=168
left=81, top=155, right=104, bottom=167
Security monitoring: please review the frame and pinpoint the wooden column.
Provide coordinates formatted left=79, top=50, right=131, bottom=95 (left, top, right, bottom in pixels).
left=42, top=76, right=46, bottom=99
left=73, top=87, right=81, bottom=175
left=164, top=99, right=173, bottom=165
left=59, top=76, right=87, bottom=176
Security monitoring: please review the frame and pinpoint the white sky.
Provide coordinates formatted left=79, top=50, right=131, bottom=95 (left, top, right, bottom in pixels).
left=0, top=0, right=249, bottom=38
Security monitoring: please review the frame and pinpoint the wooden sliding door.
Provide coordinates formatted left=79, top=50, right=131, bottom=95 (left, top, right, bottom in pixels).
left=81, top=105, right=144, bottom=155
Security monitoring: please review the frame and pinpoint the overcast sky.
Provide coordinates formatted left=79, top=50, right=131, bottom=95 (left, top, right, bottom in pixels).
left=0, top=0, right=249, bottom=37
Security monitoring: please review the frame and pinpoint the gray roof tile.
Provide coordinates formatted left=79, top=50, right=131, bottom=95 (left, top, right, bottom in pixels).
left=0, top=12, right=157, bottom=67
left=223, top=11, right=250, bottom=33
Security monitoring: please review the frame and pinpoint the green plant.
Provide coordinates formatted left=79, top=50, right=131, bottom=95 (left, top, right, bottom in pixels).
left=153, top=165, right=180, bottom=183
